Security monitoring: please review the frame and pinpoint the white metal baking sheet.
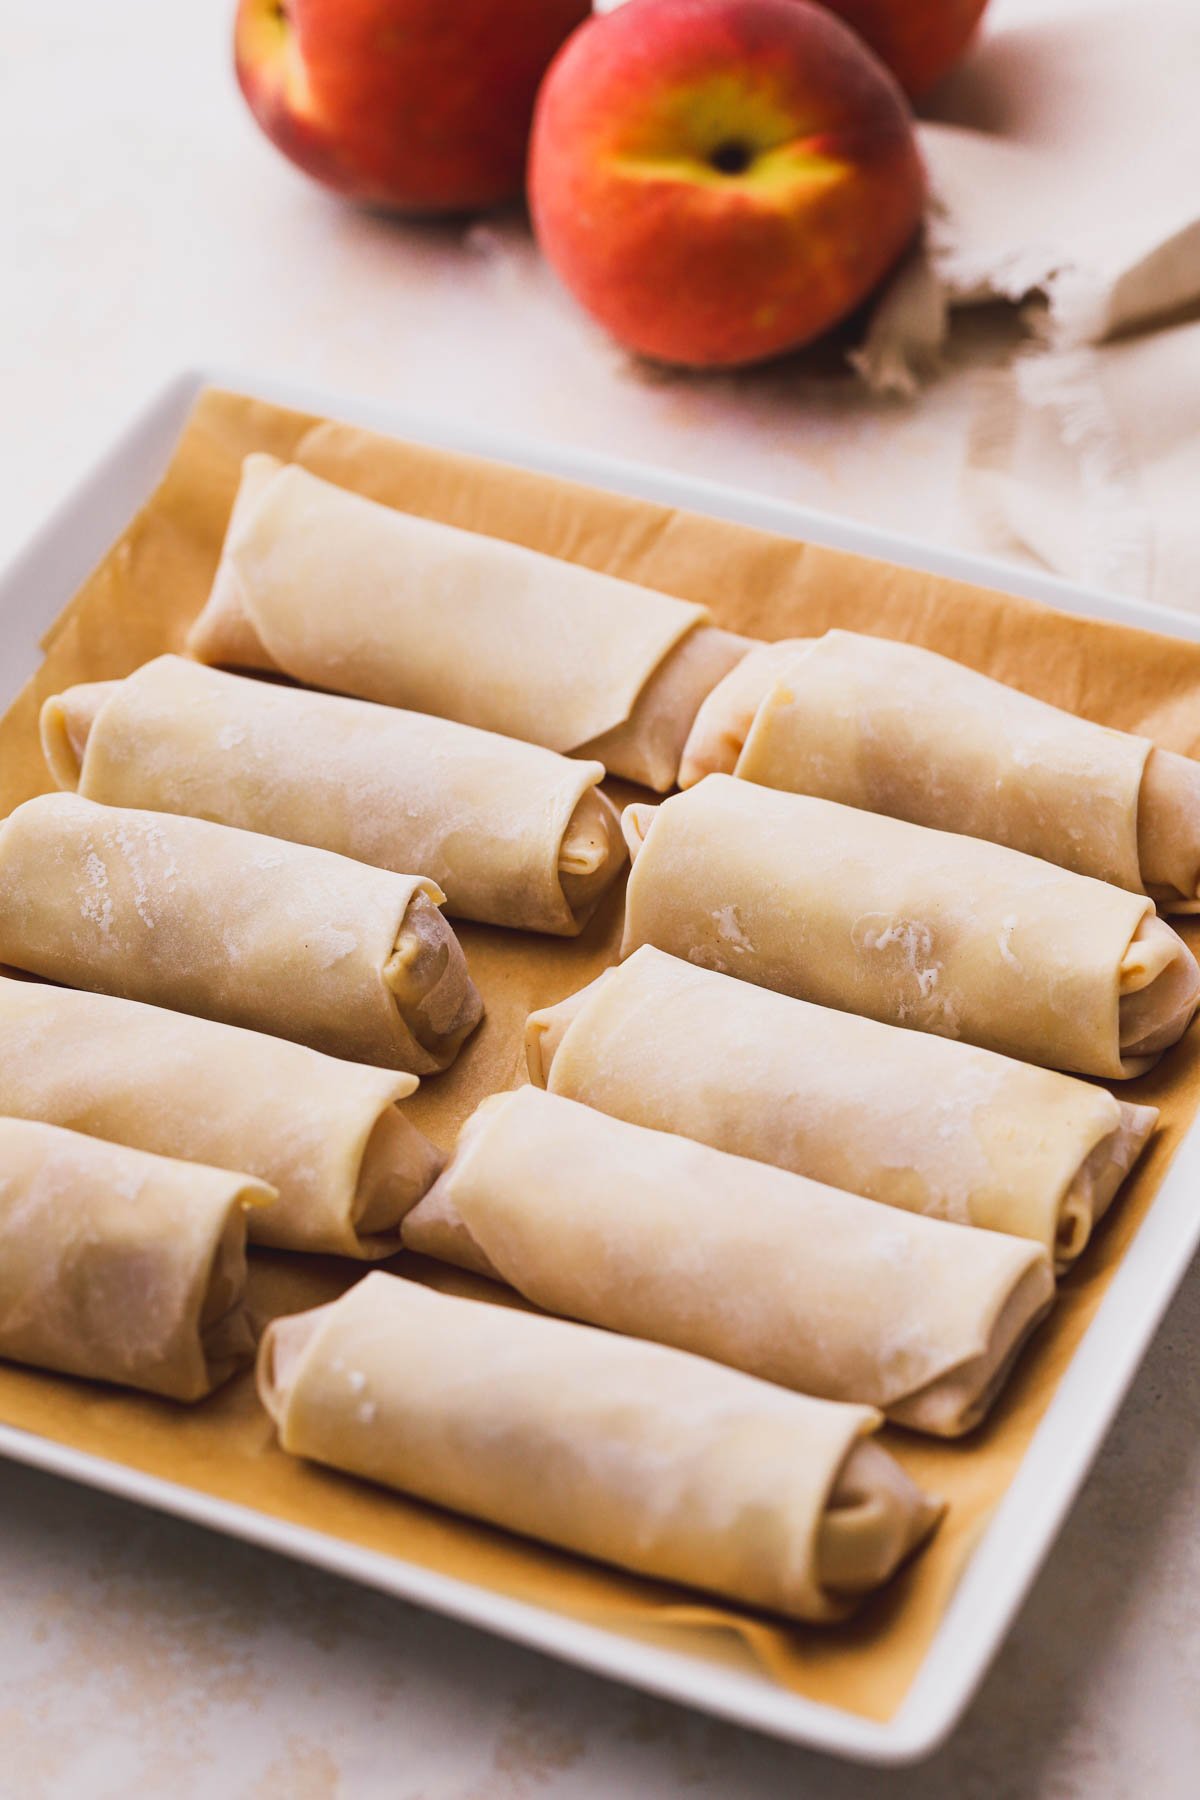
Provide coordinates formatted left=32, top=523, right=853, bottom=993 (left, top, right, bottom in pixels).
left=2, top=366, right=1199, bottom=1766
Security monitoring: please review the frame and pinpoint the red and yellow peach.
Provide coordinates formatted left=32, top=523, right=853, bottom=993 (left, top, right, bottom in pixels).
left=235, top=0, right=590, bottom=214
left=528, top=0, right=926, bottom=369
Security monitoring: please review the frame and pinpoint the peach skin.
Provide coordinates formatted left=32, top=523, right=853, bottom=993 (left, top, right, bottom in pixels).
left=822, top=0, right=990, bottom=100
left=528, top=0, right=926, bottom=369
left=235, top=0, right=589, bottom=214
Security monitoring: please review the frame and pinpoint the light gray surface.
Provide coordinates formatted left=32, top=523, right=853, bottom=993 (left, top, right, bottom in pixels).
left=7, top=0, right=1200, bottom=1790
left=1, top=1263, right=1197, bottom=1798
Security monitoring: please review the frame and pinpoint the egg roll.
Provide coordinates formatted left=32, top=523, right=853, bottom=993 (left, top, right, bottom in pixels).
left=0, top=1116, right=265, bottom=1400
left=404, top=1088, right=1054, bottom=1436
left=258, top=1271, right=943, bottom=1621
left=0, top=794, right=482, bottom=1073
left=527, top=947, right=1157, bottom=1271
left=186, top=455, right=752, bottom=791
left=621, top=777, right=1200, bottom=1079
left=680, top=637, right=811, bottom=787
left=0, top=976, right=441, bottom=1257
left=41, top=655, right=625, bottom=936
left=680, top=630, right=1200, bottom=912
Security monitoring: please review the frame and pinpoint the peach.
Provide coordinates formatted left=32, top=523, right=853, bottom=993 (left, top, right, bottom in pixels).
left=528, top=0, right=925, bottom=370
left=820, top=0, right=990, bottom=99
left=235, top=0, right=589, bottom=215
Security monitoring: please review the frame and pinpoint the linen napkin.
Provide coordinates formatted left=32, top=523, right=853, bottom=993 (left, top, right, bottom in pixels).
left=868, top=0, right=1200, bottom=366
left=965, top=318, right=1200, bottom=614
left=858, top=0, right=1200, bottom=613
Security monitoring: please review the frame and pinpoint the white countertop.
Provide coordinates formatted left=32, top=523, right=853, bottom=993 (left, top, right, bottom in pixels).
left=6, top=2, right=1200, bottom=1792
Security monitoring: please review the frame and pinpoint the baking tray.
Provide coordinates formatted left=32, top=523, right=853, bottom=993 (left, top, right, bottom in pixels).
left=2, top=367, right=1200, bottom=1766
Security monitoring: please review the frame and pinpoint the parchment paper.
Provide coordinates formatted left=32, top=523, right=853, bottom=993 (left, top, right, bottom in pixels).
left=3, top=385, right=1200, bottom=1723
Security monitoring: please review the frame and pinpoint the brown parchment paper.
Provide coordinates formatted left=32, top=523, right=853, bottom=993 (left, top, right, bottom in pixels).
left=3, top=386, right=1200, bottom=1725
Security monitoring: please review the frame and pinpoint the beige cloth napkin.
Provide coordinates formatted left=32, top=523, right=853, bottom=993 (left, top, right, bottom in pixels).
left=966, top=320, right=1200, bottom=613
left=922, top=0, right=1200, bottom=343
left=861, top=0, right=1200, bottom=369
left=858, top=0, right=1200, bottom=614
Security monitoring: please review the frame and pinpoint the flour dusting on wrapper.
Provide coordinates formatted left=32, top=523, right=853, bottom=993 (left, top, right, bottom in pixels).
left=681, top=630, right=1200, bottom=912
left=41, top=656, right=628, bottom=936
left=0, top=793, right=482, bottom=1073
left=404, top=1087, right=1055, bottom=1437
left=258, top=1271, right=944, bottom=1620
left=621, top=777, right=1200, bottom=1080
left=526, top=946, right=1158, bottom=1272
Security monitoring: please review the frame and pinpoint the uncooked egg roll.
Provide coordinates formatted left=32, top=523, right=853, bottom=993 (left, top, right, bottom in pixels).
left=187, top=455, right=751, bottom=791
left=0, top=794, right=482, bottom=1073
left=620, top=777, right=1200, bottom=1079
left=680, top=637, right=810, bottom=787
left=403, top=1088, right=1054, bottom=1437
left=527, top=947, right=1157, bottom=1271
left=0, top=975, right=442, bottom=1257
left=41, top=655, right=626, bottom=936
left=258, top=1271, right=943, bottom=1621
left=681, top=630, right=1200, bottom=911
left=0, top=1116, right=266, bottom=1400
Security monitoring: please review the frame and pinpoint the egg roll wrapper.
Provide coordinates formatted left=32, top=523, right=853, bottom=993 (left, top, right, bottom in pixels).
left=620, top=777, right=1200, bottom=1079
left=686, top=632, right=1200, bottom=912
left=680, top=638, right=815, bottom=787
left=259, top=1272, right=941, bottom=1622
left=0, top=793, right=481, bottom=1073
left=0, top=1117, right=267, bottom=1400
left=527, top=947, right=1157, bottom=1270
left=41, top=655, right=624, bottom=936
left=0, top=975, right=441, bottom=1257
left=405, top=1088, right=1053, bottom=1436
left=1137, top=747, right=1200, bottom=912
left=187, top=456, right=747, bottom=790
left=9, top=383, right=1200, bottom=1719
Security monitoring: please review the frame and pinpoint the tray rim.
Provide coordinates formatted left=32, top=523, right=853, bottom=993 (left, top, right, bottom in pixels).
left=3, top=363, right=1200, bottom=1767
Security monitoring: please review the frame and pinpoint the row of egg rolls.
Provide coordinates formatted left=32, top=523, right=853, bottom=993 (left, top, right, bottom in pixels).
left=189, top=460, right=1200, bottom=903
left=0, top=1050, right=948, bottom=1611
left=0, top=976, right=442, bottom=1257
left=527, top=947, right=1157, bottom=1271
left=188, top=455, right=751, bottom=792
left=404, top=1087, right=1055, bottom=1438
left=681, top=630, right=1200, bottom=911
left=0, top=1116, right=263, bottom=1400
left=621, top=777, right=1200, bottom=1079
left=12, top=463, right=1200, bottom=1629
left=259, top=1272, right=943, bottom=1623
left=41, top=655, right=626, bottom=937
left=0, top=794, right=482, bottom=1073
